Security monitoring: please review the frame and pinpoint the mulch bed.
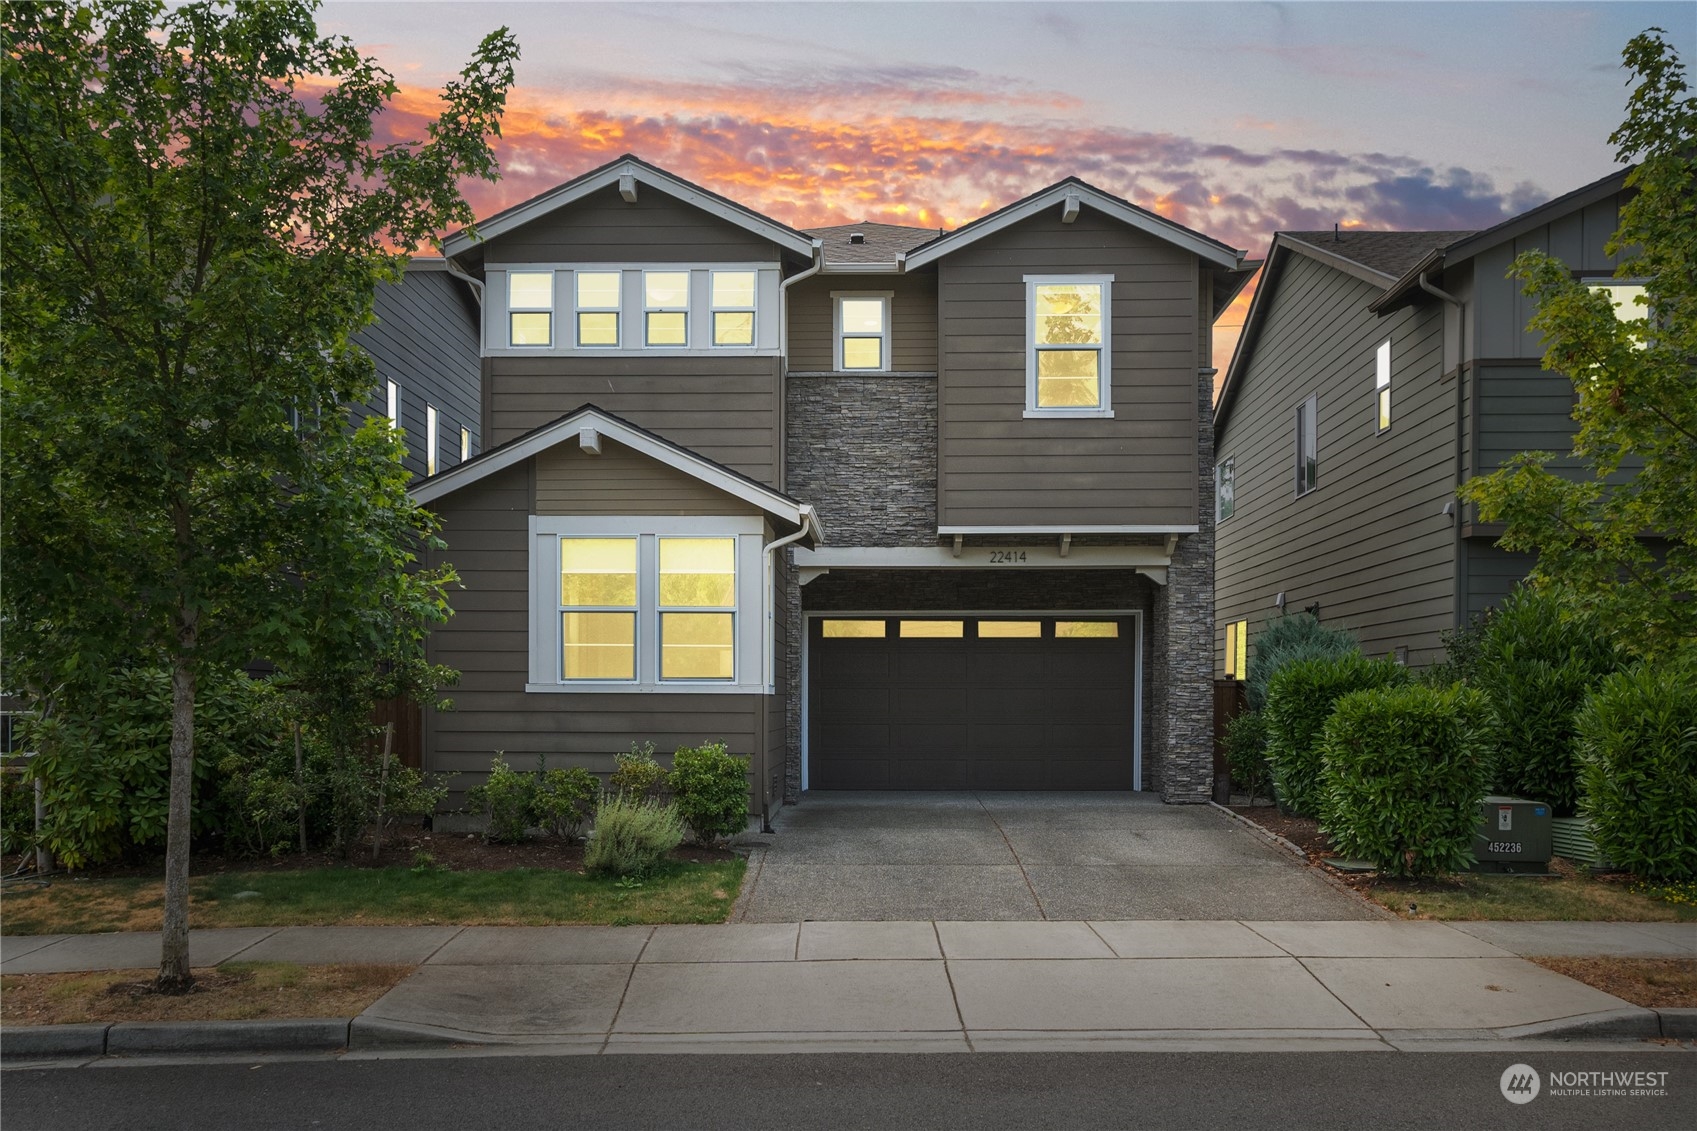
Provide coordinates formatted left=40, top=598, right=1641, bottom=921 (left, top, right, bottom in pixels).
left=1227, top=804, right=1334, bottom=859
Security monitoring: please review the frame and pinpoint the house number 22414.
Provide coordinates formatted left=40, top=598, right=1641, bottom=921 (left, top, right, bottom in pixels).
left=988, top=551, right=1027, bottom=564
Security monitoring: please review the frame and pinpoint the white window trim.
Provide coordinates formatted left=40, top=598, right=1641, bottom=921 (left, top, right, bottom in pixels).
left=527, top=515, right=766, bottom=695
left=1294, top=394, right=1318, bottom=497
left=574, top=270, right=622, bottom=349
left=832, top=291, right=892, bottom=372
left=1215, top=455, right=1236, bottom=523
left=425, top=404, right=439, bottom=476
left=507, top=270, right=555, bottom=348
left=710, top=269, right=758, bottom=349
left=459, top=427, right=470, bottom=464
left=484, top=264, right=781, bottom=357
left=386, top=381, right=399, bottom=429
left=1375, top=339, right=1392, bottom=434
left=1023, top=274, right=1114, bottom=418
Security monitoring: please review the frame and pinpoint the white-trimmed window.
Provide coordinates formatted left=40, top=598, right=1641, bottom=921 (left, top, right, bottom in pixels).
left=1584, top=277, right=1652, bottom=348
left=508, top=271, right=553, bottom=347
left=644, top=271, right=690, bottom=347
left=460, top=427, right=470, bottom=463
left=835, top=292, right=890, bottom=371
left=1224, top=619, right=1248, bottom=679
left=1294, top=394, right=1318, bottom=496
left=1026, top=275, right=1112, bottom=416
left=711, top=271, right=757, bottom=347
left=1216, top=456, right=1236, bottom=522
left=1375, top=340, right=1392, bottom=433
left=426, top=404, right=439, bottom=476
left=528, top=517, right=764, bottom=693
left=576, top=271, right=621, bottom=347
left=386, top=381, right=399, bottom=428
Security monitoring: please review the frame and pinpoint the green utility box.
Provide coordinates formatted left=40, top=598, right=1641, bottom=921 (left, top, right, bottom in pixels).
left=1470, top=795, right=1553, bottom=874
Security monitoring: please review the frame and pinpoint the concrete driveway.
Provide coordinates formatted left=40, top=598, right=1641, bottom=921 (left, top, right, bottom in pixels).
left=736, top=792, right=1379, bottom=922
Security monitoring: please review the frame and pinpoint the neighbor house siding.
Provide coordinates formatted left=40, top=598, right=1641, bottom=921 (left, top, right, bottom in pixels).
left=479, top=184, right=783, bottom=265
left=423, top=459, right=762, bottom=797
left=1214, top=252, right=1456, bottom=671
left=786, top=271, right=939, bottom=372
left=936, top=210, right=1200, bottom=529
left=1465, top=540, right=1539, bottom=622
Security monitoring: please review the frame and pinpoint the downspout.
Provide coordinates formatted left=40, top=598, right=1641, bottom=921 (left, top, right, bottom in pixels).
left=443, top=257, right=485, bottom=354
left=777, top=241, right=824, bottom=495
left=1418, top=269, right=1468, bottom=631
left=760, top=505, right=818, bottom=834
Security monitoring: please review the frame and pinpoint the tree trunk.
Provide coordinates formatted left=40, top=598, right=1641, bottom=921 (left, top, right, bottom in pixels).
left=372, top=722, right=393, bottom=861
left=295, top=722, right=307, bottom=854
left=158, top=649, right=197, bottom=992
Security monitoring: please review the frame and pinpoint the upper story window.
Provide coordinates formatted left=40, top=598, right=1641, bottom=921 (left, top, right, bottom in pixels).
left=1375, top=339, right=1392, bottom=433
left=1584, top=278, right=1652, bottom=348
left=835, top=293, right=890, bottom=370
left=386, top=380, right=399, bottom=429
left=1026, top=275, right=1113, bottom=417
left=508, top=271, right=554, bottom=347
left=711, top=271, right=757, bottom=347
left=644, top=271, right=690, bottom=347
left=459, top=427, right=470, bottom=464
left=1216, top=456, right=1236, bottom=522
left=1294, top=394, right=1318, bottom=496
left=425, top=404, right=439, bottom=476
left=576, top=271, right=621, bottom=347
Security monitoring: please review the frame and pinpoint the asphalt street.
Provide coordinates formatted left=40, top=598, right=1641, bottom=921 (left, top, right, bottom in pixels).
left=4, top=1050, right=1693, bottom=1130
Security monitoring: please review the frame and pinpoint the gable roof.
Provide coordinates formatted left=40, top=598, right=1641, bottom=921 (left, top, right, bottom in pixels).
left=439, top=154, right=818, bottom=263
left=903, top=177, right=1246, bottom=272
left=412, top=405, right=822, bottom=541
left=806, top=221, right=943, bottom=268
left=1214, top=229, right=1466, bottom=434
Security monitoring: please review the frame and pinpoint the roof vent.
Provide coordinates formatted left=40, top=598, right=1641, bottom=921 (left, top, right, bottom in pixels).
left=848, top=232, right=865, bottom=245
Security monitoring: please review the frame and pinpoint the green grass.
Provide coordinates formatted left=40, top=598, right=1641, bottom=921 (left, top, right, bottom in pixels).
left=1369, top=870, right=1697, bottom=922
left=0, top=858, right=745, bottom=935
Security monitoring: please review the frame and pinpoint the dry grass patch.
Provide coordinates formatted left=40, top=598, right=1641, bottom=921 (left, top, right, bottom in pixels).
left=1367, top=859, right=1697, bottom=922
left=1529, top=956, right=1697, bottom=1009
left=0, top=962, right=410, bottom=1027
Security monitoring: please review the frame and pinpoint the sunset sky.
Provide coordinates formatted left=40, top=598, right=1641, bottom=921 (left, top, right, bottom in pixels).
left=320, top=1, right=1695, bottom=370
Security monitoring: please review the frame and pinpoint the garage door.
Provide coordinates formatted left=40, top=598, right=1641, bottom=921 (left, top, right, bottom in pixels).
left=807, top=615, right=1138, bottom=790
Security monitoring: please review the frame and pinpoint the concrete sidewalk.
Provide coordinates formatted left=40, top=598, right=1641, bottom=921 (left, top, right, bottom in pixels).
left=4, top=919, right=1692, bottom=1058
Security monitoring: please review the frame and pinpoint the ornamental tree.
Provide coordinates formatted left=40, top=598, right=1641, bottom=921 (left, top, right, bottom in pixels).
left=1460, top=29, right=1695, bottom=659
left=1, top=0, right=516, bottom=989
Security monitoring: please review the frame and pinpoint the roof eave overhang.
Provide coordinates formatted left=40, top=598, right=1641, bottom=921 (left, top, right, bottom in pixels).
left=1369, top=248, right=1449, bottom=315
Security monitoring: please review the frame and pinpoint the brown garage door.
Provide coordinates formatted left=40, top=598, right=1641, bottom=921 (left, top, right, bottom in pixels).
left=808, top=615, right=1138, bottom=790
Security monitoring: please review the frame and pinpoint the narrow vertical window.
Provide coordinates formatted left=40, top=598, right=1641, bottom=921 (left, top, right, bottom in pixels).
left=1294, top=395, right=1318, bottom=496
left=644, top=271, right=689, bottom=346
left=508, top=272, right=554, bottom=347
left=711, top=271, right=757, bottom=347
left=576, top=271, right=621, bottom=347
left=1224, top=620, right=1248, bottom=678
left=835, top=294, right=889, bottom=370
left=1375, top=340, right=1392, bottom=433
left=559, top=538, right=637, bottom=680
left=1216, top=456, right=1236, bottom=522
left=658, top=537, right=736, bottom=680
left=425, top=404, right=439, bottom=476
left=386, top=381, right=399, bottom=429
left=460, top=427, right=470, bottom=463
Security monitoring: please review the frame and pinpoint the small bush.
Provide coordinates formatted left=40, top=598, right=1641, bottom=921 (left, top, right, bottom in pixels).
left=1576, top=659, right=1697, bottom=881
left=1319, top=684, right=1489, bottom=879
left=584, top=794, right=685, bottom=878
left=465, top=754, right=537, bottom=844
left=533, top=763, right=600, bottom=841
left=1265, top=653, right=1409, bottom=817
left=1475, top=588, right=1623, bottom=815
left=1222, top=711, right=1272, bottom=801
left=609, top=742, right=666, bottom=800
left=1244, top=613, right=1357, bottom=712
left=1419, top=611, right=1493, bottom=688
left=667, top=741, right=750, bottom=844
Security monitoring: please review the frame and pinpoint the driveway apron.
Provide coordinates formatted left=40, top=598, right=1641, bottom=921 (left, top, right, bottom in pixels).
left=737, top=792, right=1377, bottom=922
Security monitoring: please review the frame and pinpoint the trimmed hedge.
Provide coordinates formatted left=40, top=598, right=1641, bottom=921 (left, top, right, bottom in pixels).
left=1319, top=684, right=1489, bottom=879
left=1576, top=659, right=1697, bottom=880
left=1474, top=588, right=1622, bottom=815
left=1264, top=653, right=1409, bottom=817
left=666, top=741, right=750, bottom=845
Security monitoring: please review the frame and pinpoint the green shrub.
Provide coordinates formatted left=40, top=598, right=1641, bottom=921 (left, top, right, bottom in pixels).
left=533, top=762, right=600, bottom=841
left=1419, top=611, right=1493, bottom=688
left=667, top=741, right=750, bottom=844
left=465, top=754, right=537, bottom=844
left=1264, top=653, right=1409, bottom=817
left=609, top=742, right=666, bottom=800
left=1244, top=613, right=1357, bottom=711
left=1319, top=684, right=1489, bottom=879
left=584, top=793, right=685, bottom=878
left=1222, top=711, right=1272, bottom=801
left=1474, top=588, right=1623, bottom=815
left=1, top=755, right=36, bottom=858
left=1576, top=658, right=1697, bottom=880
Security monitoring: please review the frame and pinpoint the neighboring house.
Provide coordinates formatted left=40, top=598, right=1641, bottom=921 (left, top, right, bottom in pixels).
left=353, top=258, right=484, bottom=480
left=1213, top=167, right=1639, bottom=675
left=399, top=154, right=1253, bottom=814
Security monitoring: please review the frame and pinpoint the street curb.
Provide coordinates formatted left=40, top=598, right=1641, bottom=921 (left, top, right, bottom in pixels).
left=349, top=1016, right=491, bottom=1050
left=1656, top=1008, right=1697, bottom=1039
left=105, top=1018, right=352, bottom=1054
left=1, top=1023, right=110, bottom=1058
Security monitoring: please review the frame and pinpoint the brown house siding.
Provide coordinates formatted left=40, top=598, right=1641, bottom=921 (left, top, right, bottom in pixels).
left=786, top=271, right=939, bottom=372
left=937, top=210, right=1200, bottom=529
left=534, top=439, right=763, bottom=517
left=479, top=183, right=782, bottom=265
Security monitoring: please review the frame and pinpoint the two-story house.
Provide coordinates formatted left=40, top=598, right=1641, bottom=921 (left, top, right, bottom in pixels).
left=1213, top=167, right=1638, bottom=675
left=402, top=155, right=1253, bottom=817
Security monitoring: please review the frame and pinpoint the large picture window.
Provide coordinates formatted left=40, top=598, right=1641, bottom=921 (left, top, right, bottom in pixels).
left=1026, top=275, right=1112, bottom=415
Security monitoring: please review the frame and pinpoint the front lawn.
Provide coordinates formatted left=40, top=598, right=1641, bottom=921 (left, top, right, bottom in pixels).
left=1366, top=867, right=1697, bottom=922
left=0, top=857, right=745, bottom=935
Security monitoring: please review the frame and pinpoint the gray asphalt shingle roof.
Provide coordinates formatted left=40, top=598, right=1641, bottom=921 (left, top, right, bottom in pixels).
left=1282, top=230, right=1477, bottom=279
left=805, top=221, right=947, bottom=264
